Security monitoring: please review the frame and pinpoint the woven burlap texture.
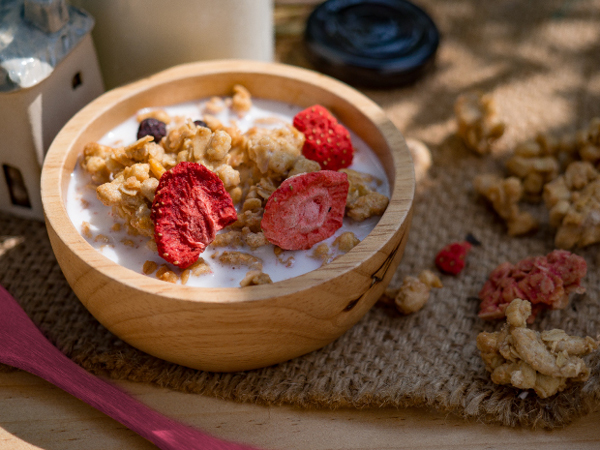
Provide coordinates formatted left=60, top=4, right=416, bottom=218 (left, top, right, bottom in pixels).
left=2, top=0, right=600, bottom=429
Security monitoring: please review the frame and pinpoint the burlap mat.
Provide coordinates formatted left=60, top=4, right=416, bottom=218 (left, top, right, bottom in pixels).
left=2, top=0, right=600, bottom=429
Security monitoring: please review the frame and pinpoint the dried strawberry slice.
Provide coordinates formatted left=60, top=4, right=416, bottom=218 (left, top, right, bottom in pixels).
left=151, top=162, right=237, bottom=269
left=261, top=171, right=349, bottom=250
left=435, top=241, right=472, bottom=275
left=293, top=105, right=354, bottom=171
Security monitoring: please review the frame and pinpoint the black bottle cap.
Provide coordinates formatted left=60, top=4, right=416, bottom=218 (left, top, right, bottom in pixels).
left=304, top=0, right=440, bottom=88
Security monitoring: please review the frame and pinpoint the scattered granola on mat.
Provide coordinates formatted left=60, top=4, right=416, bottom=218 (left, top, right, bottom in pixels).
left=382, top=270, right=443, bottom=315
left=477, top=298, right=599, bottom=399
left=454, top=91, right=505, bottom=155
left=473, top=173, right=538, bottom=236
left=543, top=161, right=600, bottom=249
left=478, top=250, right=587, bottom=322
left=505, top=138, right=560, bottom=203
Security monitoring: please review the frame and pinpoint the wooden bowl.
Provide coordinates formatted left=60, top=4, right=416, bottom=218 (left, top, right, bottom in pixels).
left=41, top=60, right=414, bottom=372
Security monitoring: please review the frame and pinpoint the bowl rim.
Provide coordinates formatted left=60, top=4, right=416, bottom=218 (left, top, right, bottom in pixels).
left=41, top=59, right=414, bottom=304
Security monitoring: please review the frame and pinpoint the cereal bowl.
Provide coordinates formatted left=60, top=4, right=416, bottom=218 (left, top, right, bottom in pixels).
left=41, top=60, right=414, bottom=372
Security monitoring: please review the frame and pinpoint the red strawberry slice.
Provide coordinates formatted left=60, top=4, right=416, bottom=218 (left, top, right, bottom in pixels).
left=261, top=170, right=349, bottom=250
left=151, top=162, right=237, bottom=269
left=435, top=241, right=472, bottom=275
left=293, top=105, right=354, bottom=171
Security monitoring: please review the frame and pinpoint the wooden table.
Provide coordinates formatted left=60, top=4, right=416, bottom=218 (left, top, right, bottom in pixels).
left=1, top=370, right=599, bottom=449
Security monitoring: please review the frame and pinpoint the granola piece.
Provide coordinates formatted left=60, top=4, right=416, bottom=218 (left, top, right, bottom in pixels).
left=506, top=142, right=560, bottom=202
left=311, top=243, right=331, bottom=263
left=246, top=126, right=304, bottom=177
left=142, top=260, right=158, bottom=275
left=246, top=177, right=277, bottom=205
left=274, top=246, right=294, bottom=267
left=81, top=142, right=123, bottom=184
left=231, top=84, right=252, bottom=117
left=406, top=138, right=432, bottom=183
left=162, top=121, right=242, bottom=196
left=242, top=228, right=269, bottom=249
left=81, top=221, right=92, bottom=239
left=137, top=109, right=172, bottom=124
left=203, top=97, right=225, bottom=115
left=341, top=168, right=389, bottom=221
left=140, top=177, right=159, bottom=202
left=232, top=209, right=263, bottom=232
left=210, top=230, right=243, bottom=248
left=218, top=251, right=263, bottom=270
left=213, top=163, right=241, bottom=190
left=287, top=156, right=321, bottom=178
left=577, top=117, right=600, bottom=166
left=156, top=264, right=178, bottom=283
left=333, top=232, right=360, bottom=253
left=477, top=299, right=599, bottom=398
left=201, top=114, right=224, bottom=132
left=121, top=239, right=135, bottom=247
left=346, top=192, right=389, bottom=222
left=94, top=234, right=110, bottom=244
left=454, top=92, right=505, bottom=155
left=474, top=174, right=538, bottom=236
left=242, top=197, right=262, bottom=212
left=240, top=270, right=273, bottom=287
left=180, top=258, right=212, bottom=281
left=543, top=161, right=600, bottom=248
left=391, top=270, right=443, bottom=315
left=96, top=163, right=155, bottom=237
left=478, top=250, right=587, bottom=322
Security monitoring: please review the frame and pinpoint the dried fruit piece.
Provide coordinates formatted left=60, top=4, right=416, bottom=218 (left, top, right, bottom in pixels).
left=293, top=105, right=354, bottom=171
left=261, top=171, right=349, bottom=250
left=435, top=241, right=472, bottom=275
left=479, top=250, right=587, bottom=322
left=137, top=118, right=167, bottom=143
left=151, top=162, right=237, bottom=269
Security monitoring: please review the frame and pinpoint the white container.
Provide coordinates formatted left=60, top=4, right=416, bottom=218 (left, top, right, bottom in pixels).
left=71, top=0, right=275, bottom=89
left=0, top=1, right=104, bottom=220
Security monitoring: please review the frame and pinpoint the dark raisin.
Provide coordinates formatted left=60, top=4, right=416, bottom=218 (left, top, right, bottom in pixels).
left=137, top=118, right=166, bottom=143
left=194, top=120, right=208, bottom=128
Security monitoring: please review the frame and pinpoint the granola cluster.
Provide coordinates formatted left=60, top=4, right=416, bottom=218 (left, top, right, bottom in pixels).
left=473, top=174, right=538, bottom=236
left=382, top=270, right=443, bottom=315
left=469, top=110, right=600, bottom=246
left=543, top=161, right=600, bottom=249
left=341, top=168, right=389, bottom=221
left=477, top=299, right=599, bottom=398
left=79, top=86, right=389, bottom=286
left=454, top=91, right=505, bottom=155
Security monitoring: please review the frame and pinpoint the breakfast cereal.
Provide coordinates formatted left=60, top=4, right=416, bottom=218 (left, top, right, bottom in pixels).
left=67, top=87, right=390, bottom=287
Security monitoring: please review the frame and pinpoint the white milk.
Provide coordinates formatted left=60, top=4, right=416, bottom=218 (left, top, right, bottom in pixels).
left=66, top=98, right=390, bottom=287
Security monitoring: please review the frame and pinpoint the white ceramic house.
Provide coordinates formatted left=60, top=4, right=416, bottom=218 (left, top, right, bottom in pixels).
left=0, top=0, right=104, bottom=220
